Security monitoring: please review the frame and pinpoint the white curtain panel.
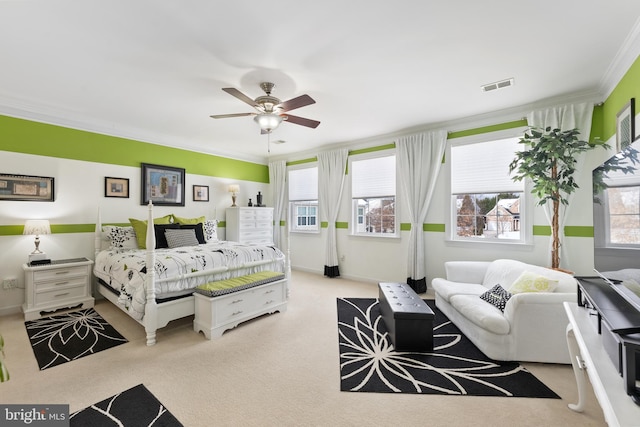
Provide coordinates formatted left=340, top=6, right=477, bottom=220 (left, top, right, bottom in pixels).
left=526, top=102, right=594, bottom=268
left=318, top=149, right=349, bottom=277
left=268, top=160, right=287, bottom=249
left=396, top=130, right=447, bottom=289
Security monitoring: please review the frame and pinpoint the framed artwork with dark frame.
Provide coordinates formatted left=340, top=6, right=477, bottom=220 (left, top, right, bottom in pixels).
left=0, top=173, right=55, bottom=201
left=141, top=163, right=185, bottom=206
left=193, top=185, right=209, bottom=202
left=616, top=98, right=635, bottom=151
left=104, top=177, right=130, bottom=198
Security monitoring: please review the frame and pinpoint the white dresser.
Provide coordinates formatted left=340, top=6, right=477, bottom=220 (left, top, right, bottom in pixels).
left=225, top=207, right=274, bottom=245
left=22, top=258, right=95, bottom=320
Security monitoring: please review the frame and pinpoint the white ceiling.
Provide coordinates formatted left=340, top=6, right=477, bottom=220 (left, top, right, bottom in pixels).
left=1, top=1, right=640, bottom=164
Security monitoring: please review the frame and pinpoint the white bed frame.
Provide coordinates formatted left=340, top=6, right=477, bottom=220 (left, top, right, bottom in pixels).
left=94, top=202, right=286, bottom=346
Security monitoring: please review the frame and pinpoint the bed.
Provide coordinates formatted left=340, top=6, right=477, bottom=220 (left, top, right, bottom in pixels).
left=93, top=202, right=287, bottom=345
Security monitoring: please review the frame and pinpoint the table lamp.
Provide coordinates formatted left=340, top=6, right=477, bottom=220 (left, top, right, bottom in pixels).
left=228, top=184, right=239, bottom=207
left=24, top=219, right=51, bottom=263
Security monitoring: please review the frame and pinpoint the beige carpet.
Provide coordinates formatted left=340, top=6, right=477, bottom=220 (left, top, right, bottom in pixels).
left=0, top=270, right=606, bottom=426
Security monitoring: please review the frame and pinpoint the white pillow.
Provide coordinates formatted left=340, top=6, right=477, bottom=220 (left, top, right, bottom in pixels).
left=203, top=219, right=218, bottom=242
left=508, top=271, right=559, bottom=294
left=103, top=226, right=138, bottom=249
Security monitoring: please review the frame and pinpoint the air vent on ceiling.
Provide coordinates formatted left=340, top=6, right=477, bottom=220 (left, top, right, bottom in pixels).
left=481, top=78, right=514, bottom=92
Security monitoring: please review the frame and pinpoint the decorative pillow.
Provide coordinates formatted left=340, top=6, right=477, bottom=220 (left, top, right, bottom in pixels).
left=178, top=223, right=206, bottom=244
left=164, top=228, right=199, bottom=248
left=129, top=215, right=174, bottom=249
left=479, top=284, right=512, bottom=312
left=173, top=215, right=206, bottom=225
left=154, top=223, right=181, bottom=248
left=103, top=225, right=138, bottom=249
left=203, top=219, right=218, bottom=242
left=508, top=271, right=559, bottom=294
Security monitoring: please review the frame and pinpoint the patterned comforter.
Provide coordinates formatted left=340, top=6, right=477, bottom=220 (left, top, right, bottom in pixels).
left=94, top=241, right=286, bottom=320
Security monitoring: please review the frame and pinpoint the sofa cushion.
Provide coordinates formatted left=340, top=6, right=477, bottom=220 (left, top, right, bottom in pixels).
left=479, top=284, right=512, bottom=312
left=482, top=259, right=529, bottom=289
left=432, top=279, right=487, bottom=303
left=482, top=259, right=575, bottom=293
left=449, top=294, right=510, bottom=335
left=508, top=271, right=559, bottom=294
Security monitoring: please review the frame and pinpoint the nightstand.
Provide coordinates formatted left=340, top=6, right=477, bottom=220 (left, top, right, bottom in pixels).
left=22, top=258, right=95, bottom=321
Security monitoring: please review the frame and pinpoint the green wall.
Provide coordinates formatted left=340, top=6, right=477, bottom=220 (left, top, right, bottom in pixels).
left=0, top=115, right=269, bottom=183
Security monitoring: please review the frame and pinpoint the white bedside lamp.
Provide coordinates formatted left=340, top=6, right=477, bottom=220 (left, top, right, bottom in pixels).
left=24, top=219, right=51, bottom=262
left=228, top=184, right=239, bottom=207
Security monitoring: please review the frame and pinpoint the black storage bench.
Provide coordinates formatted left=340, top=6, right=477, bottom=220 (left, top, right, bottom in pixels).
left=378, top=282, right=434, bottom=351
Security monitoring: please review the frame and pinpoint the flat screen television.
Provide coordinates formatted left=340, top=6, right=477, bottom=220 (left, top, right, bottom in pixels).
left=592, top=137, right=640, bottom=313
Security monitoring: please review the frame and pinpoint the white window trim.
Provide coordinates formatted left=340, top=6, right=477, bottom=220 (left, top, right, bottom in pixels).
left=446, top=127, right=533, bottom=246
left=603, top=186, right=640, bottom=248
left=349, top=149, right=399, bottom=238
left=288, top=163, right=320, bottom=234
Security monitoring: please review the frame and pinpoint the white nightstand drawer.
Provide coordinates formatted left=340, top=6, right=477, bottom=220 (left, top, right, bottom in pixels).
left=23, top=258, right=94, bottom=320
left=33, top=265, right=87, bottom=282
left=35, top=284, right=88, bottom=306
left=35, top=275, right=87, bottom=292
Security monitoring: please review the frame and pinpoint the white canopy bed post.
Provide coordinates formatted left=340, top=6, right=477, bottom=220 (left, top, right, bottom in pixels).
left=94, top=208, right=102, bottom=261
left=144, top=201, right=158, bottom=346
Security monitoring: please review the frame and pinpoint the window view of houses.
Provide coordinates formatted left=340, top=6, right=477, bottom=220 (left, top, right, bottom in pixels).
left=456, top=193, right=521, bottom=240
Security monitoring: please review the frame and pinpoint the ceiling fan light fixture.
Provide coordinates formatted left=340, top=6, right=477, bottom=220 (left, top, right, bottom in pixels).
left=254, top=113, right=283, bottom=132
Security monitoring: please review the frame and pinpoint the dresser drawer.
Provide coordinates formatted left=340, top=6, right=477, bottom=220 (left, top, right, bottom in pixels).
left=214, top=294, right=251, bottom=323
left=253, top=281, right=286, bottom=306
left=33, top=265, right=87, bottom=282
left=35, top=284, right=87, bottom=306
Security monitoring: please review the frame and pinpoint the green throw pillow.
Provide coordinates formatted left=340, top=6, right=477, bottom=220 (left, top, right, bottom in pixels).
left=173, top=215, right=206, bottom=225
left=129, top=214, right=174, bottom=249
left=508, top=271, right=559, bottom=294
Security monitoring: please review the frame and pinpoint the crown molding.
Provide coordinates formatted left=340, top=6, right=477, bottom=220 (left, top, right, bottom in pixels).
left=600, top=16, right=640, bottom=100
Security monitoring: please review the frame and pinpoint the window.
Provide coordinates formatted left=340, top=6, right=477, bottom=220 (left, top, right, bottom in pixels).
left=288, top=166, right=318, bottom=232
left=351, top=153, right=397, bottom=236
left=450, top=136, right=524, bottom=242
left=605, top=186, right=640, bottom=246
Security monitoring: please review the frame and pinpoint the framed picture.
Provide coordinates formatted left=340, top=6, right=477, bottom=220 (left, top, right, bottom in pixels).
left=104, top=177, right=129, bottom=198
left=0, top=173, right=54, bottom=201
left=193, top=185, right=209, bottom=202
left=616, top=98, right=635, bottom=151
left=141, top=163, right=185, bottom=206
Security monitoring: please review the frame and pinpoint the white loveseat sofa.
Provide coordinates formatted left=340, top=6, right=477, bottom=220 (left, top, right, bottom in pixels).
left=431, top=259, right=577, bottom=364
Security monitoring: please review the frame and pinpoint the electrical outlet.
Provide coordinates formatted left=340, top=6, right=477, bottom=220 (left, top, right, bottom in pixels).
left=339, top=254, right=346, bottom=262
left=2, top=278, right=17, bottom=289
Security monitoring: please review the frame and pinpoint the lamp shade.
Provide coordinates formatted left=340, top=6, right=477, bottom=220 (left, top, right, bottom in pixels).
left=254, top=113, right=283, bottom=132
left=23, top=220, right=51, bottom=236
left=228, top=184, right=240, bottom=194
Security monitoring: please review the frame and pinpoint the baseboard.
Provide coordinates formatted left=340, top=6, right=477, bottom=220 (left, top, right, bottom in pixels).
left=0, top=304, right=22, bottom=317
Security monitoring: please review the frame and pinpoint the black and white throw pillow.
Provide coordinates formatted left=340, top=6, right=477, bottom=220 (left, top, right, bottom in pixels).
left=479, top=284, right=512, bottom=312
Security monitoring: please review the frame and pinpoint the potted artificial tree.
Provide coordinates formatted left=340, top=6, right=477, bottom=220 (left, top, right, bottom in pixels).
left=509, top=127, right=607, bottom=270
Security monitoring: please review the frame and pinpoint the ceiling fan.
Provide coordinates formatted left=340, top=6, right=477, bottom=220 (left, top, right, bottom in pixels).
left=210, top=82, right=320, bottom=133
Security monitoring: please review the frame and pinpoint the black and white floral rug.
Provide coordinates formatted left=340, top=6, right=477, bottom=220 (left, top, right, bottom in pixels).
left=337, top=298, right=560, bottom=398
left=25, top=308, right=128, bottom=370
left=70, top=384, right=183, bottom=427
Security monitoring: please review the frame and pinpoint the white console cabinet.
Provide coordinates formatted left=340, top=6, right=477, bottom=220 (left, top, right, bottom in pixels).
left=22, top=258, right=94, bottom=321
left=225, top=207, right=274, bottom=245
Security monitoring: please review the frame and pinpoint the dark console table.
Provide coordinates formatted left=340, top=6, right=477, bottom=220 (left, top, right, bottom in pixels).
left=564, top=276, right=640, bottom=426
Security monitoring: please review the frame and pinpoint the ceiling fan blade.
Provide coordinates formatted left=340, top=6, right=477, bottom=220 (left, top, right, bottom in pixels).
left=284, top=114, right=320, bottom=128
left=222, top=87, right=259, bottom=108
left=278, top=94, right=315, bottom=112
left=210, top=112, right=255, bottom=119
